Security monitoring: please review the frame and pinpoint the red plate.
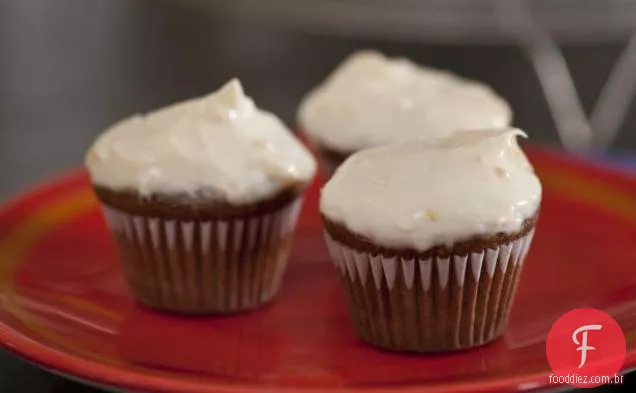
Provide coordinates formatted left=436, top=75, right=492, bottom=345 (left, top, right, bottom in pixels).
left=1, top=146, right=636, bottom=393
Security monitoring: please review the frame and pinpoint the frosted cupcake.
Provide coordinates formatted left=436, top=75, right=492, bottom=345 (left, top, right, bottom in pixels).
left=86, top=79, right=317, bottom=314
left=298, top=51, right=511, bottom=176
left=321, top=129, right=541, bottom=352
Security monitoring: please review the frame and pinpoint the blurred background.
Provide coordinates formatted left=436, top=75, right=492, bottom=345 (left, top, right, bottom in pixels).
left=1, top=0, right=636, bottom=391
left=3, top=0, right=636, bottom=201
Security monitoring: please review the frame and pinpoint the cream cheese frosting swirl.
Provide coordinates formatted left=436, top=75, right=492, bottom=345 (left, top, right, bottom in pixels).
left=86, top=79, right=317, bottom=204
left=298, top=51, right=512, bottom=153
left=320, top=128, right=541, bottom=251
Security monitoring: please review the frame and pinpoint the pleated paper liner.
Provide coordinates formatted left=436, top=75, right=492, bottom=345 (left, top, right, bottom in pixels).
left=101, top=198, right=303, bottom=314
left=324, top=229, right=535, bottom=352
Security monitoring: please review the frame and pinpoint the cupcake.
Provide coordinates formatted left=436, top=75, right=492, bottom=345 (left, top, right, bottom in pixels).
left=86, top=79, right=317, bottom=314
left=320, top=129, right=541, bottom=352
left=298, top=50, right=511, bottom=176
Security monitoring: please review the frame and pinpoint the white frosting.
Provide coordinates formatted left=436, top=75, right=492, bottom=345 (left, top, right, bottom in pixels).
left=298, top=51, right=512, bottom=153
left=86, top=79, right=317, bottom=204
left=320, top=129, right=542, bottom=251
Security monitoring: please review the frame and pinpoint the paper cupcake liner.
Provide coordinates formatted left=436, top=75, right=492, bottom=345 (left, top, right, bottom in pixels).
left=324, top=230, right=535, bottom=352
left=101, top=198, right=303, bottom=314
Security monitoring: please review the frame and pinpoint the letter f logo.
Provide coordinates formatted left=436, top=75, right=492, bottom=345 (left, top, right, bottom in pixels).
left=573, top=324, right=602, bottom=368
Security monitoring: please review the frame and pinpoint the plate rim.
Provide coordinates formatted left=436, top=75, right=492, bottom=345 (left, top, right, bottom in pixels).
left=1, top=148, right=636, bottom=392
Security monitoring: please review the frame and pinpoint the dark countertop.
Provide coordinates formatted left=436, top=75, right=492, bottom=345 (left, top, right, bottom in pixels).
left=0, top=350, right=100, bottom=393
left=1, top=0, right=635, bottom=391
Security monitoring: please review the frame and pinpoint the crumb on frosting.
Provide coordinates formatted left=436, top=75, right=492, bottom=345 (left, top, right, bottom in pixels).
left=494, top=166, right=510, bottom=179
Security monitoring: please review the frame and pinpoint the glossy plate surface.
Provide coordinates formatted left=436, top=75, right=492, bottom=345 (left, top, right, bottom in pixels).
left=1, top=147, right=636, bottom=392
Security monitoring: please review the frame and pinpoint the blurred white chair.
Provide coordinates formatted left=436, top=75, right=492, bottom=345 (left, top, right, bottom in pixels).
left=198, top=0, right=636, bottom=151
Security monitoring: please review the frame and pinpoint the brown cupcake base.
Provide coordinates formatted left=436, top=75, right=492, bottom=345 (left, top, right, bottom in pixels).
left=323, top=221, right=536, bottom=352
left=101, top=198, right=302, bottom=314
left=316, top=146, right=351, bottom=178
